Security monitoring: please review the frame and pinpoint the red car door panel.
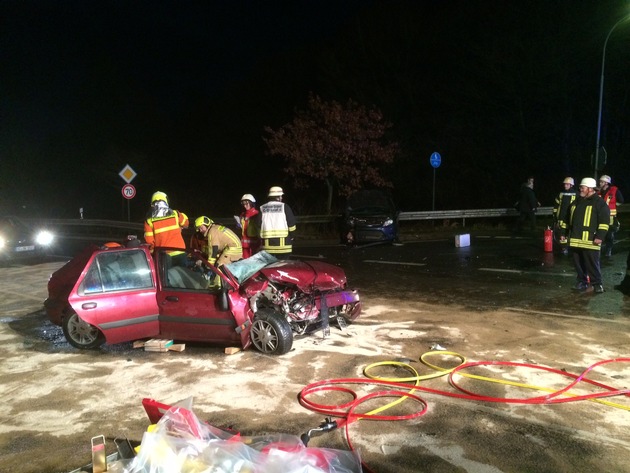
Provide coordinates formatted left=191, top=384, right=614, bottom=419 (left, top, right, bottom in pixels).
left=68, top=247, right=160, bottom=344
left=156, top=260, right=240, bottom=344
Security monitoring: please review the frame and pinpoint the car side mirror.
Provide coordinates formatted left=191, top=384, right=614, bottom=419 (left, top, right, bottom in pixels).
left=218, top=284, right=229, bottom=311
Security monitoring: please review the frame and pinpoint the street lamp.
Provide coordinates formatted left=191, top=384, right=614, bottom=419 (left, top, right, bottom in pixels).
left=593, top=13, right=630, bottom=178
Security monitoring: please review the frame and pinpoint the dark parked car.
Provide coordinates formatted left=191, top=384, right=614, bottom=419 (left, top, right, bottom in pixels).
left=341, top=190, right=400, bottom=245
left=0, top=216, right=55, bottom=261
left=44, top=244, right=361, bottom=355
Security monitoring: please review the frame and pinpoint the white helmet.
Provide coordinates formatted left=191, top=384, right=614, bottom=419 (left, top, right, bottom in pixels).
left=599, top=175, right=611, bottom=184
left=580, top=177, right=597, bottom=189
left=240, top=194, right=256, bottom=203
left=563, top=177, right=574, bottom=185
left=268, top=186, right=284, bottom=197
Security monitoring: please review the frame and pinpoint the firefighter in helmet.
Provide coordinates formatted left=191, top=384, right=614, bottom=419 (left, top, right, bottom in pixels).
left=257, top=186, right=297, bottom=258
left=194, top=216, right=242, bottom=266
left=553, top=177, right=577, bottom=255
left=144, top=191, right=189, bottom=266
left=239, top=193, right=260, bottom=258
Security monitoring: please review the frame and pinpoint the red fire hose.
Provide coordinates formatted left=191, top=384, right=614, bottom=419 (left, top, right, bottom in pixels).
left=298, top=353, right=630, bottom=472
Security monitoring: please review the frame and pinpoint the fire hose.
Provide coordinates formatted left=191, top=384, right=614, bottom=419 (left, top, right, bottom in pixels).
left=298, top=352, right=630, bottom=472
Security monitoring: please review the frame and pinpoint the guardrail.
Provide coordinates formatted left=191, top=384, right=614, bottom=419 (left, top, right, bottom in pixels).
left=23, top=204, right=627, bottom=247
left=295, top=206, right=555, bottom=226
left=30, top=206, right=557, bottom=233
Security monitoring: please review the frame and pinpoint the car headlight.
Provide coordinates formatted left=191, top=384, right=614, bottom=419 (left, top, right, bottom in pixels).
left=35, top=230, right=54, bottom=246
left=0, top=236, right=5, bottom=249
left=383, top=218, right=394, bottom=227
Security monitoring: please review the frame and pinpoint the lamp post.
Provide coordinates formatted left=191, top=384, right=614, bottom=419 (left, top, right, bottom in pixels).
left=594, top=14, right=630, bottom=178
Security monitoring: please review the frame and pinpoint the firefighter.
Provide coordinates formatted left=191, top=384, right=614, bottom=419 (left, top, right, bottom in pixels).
left=257, top=186, right=296, bottom=259
left=553, top=177, right=577, bottom=255
left=562, top=177, right=610, bottom=293
left=194, top=216, right=242, bottom=266
left=239, top=193, right=260, bottom=258
left=144, top=191, right=189, bottom=267
left=598, top=175, right=624, bottom=257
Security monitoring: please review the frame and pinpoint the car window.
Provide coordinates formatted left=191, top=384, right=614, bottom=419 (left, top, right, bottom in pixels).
left=157, top=251, right=221, bottom=291
left=165, top=265, right=213, bottom=290
left=78, top=249, right=154, bottom=294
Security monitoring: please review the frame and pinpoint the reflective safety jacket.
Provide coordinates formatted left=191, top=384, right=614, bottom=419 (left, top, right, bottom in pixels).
left=144, top=210, right=189, bottom=254
left=553, top=187, right=577, bottom=230
left=258, top=201, right=296, bottom=255
left=203, top=224, right=243, bottom=266
left=567, top=194, right=610, bottom=250
left=240, top=207, right=260, bottom=258
left=599, top=185, right=624, bottom=219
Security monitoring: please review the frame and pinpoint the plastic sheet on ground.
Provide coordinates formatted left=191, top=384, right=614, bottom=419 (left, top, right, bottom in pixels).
left=114, top=403, right=361, bottom=473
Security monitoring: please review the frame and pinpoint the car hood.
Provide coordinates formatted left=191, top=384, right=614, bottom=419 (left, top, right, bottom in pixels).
left=225, top=253, right=347, bottom=292
left=259, top=260, right=347, bottom=292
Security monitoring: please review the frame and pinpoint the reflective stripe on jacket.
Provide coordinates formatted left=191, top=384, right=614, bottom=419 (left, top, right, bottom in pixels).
left=259, top=201, right=296, bottom=254
left=144, top=210, right=188, bottom=252
left=568, top=194, right=610, bottom=250
left=204, top=224, right=243, bottom=265
left=600, top=185, right=623, bottom=217
left=553, top=189, right=577, bottom=230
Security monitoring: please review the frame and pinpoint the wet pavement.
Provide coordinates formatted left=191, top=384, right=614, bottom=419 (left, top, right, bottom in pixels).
left=0, top=230, right=629, bottom=473
left=293, top=230, right=630, bottom=320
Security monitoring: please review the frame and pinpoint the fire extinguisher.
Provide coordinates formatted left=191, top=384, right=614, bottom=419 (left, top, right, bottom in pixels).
left=544, top=226, right=553, bottom=253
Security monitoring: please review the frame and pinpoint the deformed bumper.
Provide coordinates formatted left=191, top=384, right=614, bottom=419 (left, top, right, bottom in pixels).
left=324, top=289, right=361, bottom=321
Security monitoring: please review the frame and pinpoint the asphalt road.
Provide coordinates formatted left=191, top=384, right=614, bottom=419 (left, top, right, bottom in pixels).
left=1, top=230, right=629, bottom=473
left=294, top=230, right=630, bottom=320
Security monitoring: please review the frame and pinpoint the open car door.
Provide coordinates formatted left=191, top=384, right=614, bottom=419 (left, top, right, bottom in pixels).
left=153, top=249, right=243, bottom=345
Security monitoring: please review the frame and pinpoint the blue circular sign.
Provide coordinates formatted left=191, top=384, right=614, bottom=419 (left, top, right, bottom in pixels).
left=430, top=152, right=441, bottom=168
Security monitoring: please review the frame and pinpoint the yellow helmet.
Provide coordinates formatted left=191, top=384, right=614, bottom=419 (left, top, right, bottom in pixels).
left=151, top=191, right=168, bottom=204
left=194, top=216, right=213, bottom=229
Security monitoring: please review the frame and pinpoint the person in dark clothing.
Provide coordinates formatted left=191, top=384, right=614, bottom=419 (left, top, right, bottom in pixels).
left=553, top=177, right=577, bottom=255
left=515, top=177, right=540, bottom=233
left=561, top=177, right=610, bottom=294
left=615, top=252, right=630, bottom=295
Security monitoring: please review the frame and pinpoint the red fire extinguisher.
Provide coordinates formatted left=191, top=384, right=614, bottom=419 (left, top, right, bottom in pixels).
left=544, top=226, right=553, bottom=253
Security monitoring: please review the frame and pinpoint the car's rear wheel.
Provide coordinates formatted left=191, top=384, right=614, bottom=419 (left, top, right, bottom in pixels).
left=62, top=312, right=105, bottom=349
left=250, top=309, right=293, bottom=355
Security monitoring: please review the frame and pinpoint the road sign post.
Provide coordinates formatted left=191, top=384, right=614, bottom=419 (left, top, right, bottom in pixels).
left=429, top=152, right=441, bottom=212
left=119, top=165, right=137, bottom=221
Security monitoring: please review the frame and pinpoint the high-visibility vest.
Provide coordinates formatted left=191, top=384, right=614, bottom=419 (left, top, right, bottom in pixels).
left=144, top=210, right=188, bottom=253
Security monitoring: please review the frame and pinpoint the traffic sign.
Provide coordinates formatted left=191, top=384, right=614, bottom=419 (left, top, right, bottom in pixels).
left=119, top=164, right=137, bottom=184
left=122, top=184, right=136, bottom=200
left=430, top=152, right=441, bottom=168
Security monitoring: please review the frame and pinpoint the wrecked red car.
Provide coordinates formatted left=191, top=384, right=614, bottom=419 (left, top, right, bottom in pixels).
left=44, top=244, right=361, bottom=355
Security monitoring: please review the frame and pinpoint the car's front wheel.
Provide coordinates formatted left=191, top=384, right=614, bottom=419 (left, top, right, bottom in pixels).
left=250, top=309, right=293, bottom=355
left=62, top=312, right=105, bottom=349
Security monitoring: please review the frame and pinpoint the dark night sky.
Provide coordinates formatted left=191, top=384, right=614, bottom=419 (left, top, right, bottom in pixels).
left=2, top=0, right=630, bottom=221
